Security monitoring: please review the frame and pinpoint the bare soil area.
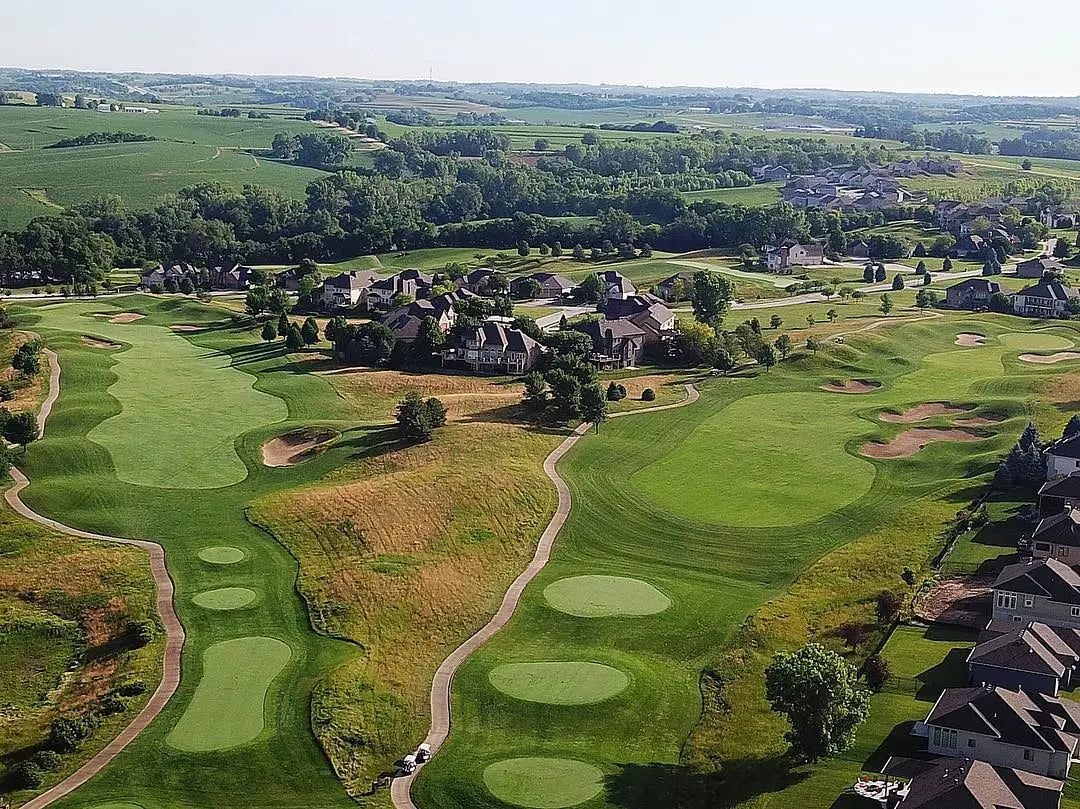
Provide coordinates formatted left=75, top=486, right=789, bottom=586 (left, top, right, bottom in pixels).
left=81, top=336, right=122, bottom=349
left=914, top=574, right=993, bottom=628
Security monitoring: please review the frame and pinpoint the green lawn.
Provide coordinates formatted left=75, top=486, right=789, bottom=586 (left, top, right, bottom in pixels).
left=415, top=312, right=1076, bottom=809
left=7, top=295, right=365, bottom=809
left=681, top=183, right=782, bottom=206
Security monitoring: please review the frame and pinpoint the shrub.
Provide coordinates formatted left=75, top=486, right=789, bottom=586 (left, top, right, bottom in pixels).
left=133, top=620, right=156, bottom=646
left=837, top=621, right=868, bottom=649
left=116, top=679, right=147, bottom=697
left=641, top=388, right=656, bottom=402
left=864, top=654, right=890, bottom=692
left=97, top=696, right=127, bottom=716
left=48, top=716, right=93, bottom=752
left=10, top=760, right=44, bottom=789
left=875, top=591, right=902, bottom=624
left=32, top=750, right=62, bottom=772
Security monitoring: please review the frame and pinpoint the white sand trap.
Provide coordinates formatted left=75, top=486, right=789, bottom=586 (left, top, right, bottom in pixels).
left=1019, top=352, right=1080, bottom=365
left=955, top=333, right=985, bottom=347
left=105, top=312, right=144, bottom=324
left=81, top=336, right=122, bottom=349
left=171, top=324, right=206, bottom=332
left=261, top=428, right=338, bottom=467
left=821, top=379, right=881, bottom=394
left=880, top=403, right=968, bottom=424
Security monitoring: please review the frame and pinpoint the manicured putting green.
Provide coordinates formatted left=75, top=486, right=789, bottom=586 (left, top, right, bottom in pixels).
left=489, top=661, right=629, bottom=705
left=198, top=546, right=246, bottom=565
left=544, top=575, right=671, bottom=618
left=192, top=587, right=258, bottom=610
left=632, top=392, right=875, bottom=527
left=483, top=757, right=604, bottom=809
left=166, top=637, right=291, bottom=752
left=1000, top=332, right=1073, bottom=351
left=35, top=302, right=287, bottom=489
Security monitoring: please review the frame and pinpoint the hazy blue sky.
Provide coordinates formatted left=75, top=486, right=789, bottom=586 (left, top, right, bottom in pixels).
left=5, top=0, right=1077, bottom=96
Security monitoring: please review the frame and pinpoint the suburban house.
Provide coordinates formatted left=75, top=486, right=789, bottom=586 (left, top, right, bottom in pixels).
left=574, top=318, right=646, bottom=368
left=275, top=267, right=313, bottom=292
left=753, top=164, right=791, bottom=182
left=208, top=263, right=253, bottom=291
left=992, top=558, right=1080, bottom=628
left=1045, top=435, right=1080, bottom=480
left=1016, top=257, right=1065, bottom=280
left=441, top=321, right=544, bottom=374
left=509, top=272, right=575, bottom=299
left=1039, top=473, right=1080, bottom=517
left=140, top=262, right=197, bottom=289
left=597, top=271, right=636, bottom=306
left=1012, top=280, right=1079, bottom=318
left=320, top=271, right=378, bottom=309
left=879, top=756, right=1063, bottom=809
left=602, top=295, right=676, bottom=351
left=968, top=619, right=1080, bottom=696
left=764, top=240, right=825, bottom=273
left=924, top=685, right=1080, bottom=778
left=935, top=200, right=971, bottom=229
left=943, top=278, right=1003, bottom=310
left=1041, top=207, right=1079, bottom=229
left=918, top=156, right=964, bottom=174
left=654, top=271, right=696, bottom=302
left=1030, top=507, right=1080, bottom=562
left=461, top=268, right=495, bottom=293
left=846, top=241, right=871, bottom=260
left=954, top=234, right=987, bottom=259
left=365, top=269, right=435, bottom=310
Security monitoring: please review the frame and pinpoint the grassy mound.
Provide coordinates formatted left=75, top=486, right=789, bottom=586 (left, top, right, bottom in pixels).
left=488, top=662, right=629, bottom=705
left=197, top=546, right=246, bottom=565
left=543, top=575, right=671, bottom=618
left=191, top=587, right=258, bottom=611
left=483, top=757, right=604, bottom=808
left=166, top=637, right=291, bottom=752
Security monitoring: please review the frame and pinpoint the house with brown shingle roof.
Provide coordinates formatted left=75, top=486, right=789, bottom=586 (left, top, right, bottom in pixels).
left=992, top=558, right=1080, bottom=629
left=574, top=318, right=646, bottom=369
left=880, top=756, right=1063, bottom=809
left=924, top=685, right=1080, bottom=778
left=441, top=321, right=544, bottom=374
left=1012, top=280, right=1079, bottom=318
left=968, top=619, right=1080, bottom=696
left=1016, top=257, right=1065, bottom=280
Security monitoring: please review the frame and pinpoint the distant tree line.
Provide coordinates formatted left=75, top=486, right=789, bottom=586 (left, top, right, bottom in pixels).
left=46, top=132, right=157, bottom=149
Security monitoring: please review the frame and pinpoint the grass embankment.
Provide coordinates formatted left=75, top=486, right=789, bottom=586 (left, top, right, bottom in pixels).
left=249, top=368, right=563, bottom=792
left=415, top=313, right=1079, bottom=809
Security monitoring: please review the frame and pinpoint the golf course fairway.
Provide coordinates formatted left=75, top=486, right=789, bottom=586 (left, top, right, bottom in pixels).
left=166, top=636, right=291, bottom=751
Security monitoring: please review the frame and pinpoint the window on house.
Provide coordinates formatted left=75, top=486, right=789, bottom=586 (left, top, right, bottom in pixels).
left=996, top=591, right=1017, bottom=610
left=1024, top=749, right=1034, bottom=761
left=967, top=738, right=976, bottom=748
left=1072, top=607, right=1080, bottom=618
left=1014, top=615, right=1024, bottom=622
left=1036, top=542, right=1052, bottom=552
left=1061, top=547, right=1071, bottom=558
left=1025, top=598, right=1034, bottom=608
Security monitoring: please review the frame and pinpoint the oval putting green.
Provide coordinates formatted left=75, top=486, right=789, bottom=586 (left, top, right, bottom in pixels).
left=483, top=757, right=604, bottom=809
left=192, top=587, right=258, bottom=611
left=489, top=661, right=629, bottom=705
left=544, top=575, right=671, bottom=618
left=197, top=546, right=246, bottom=565
left=1000, top=332, right=1074, bottom=351
left=166, top=637, right=291, bottom=752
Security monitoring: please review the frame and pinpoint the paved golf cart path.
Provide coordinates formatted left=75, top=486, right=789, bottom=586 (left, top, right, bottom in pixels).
left=391, top=383, right=700, bottom=809
left=10, top=344, right=186, bottom=809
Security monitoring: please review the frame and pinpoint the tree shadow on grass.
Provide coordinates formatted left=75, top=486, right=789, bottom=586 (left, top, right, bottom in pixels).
left=215, top=340, right=285, bottom=366
left=913, top=647, right=972, bottom=700
left=605, top=757, right=807, bottom=809
left=862, top=721, right=927, bottom=773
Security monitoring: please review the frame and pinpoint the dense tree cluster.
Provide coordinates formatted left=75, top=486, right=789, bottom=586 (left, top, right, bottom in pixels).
left=46, top=132, right=157, bottom=149
left=994, top=422, right=1046, bottom=488
left=270, top=132, right=353, bottom=168
left=1000, top=129, right=1080, bottom=161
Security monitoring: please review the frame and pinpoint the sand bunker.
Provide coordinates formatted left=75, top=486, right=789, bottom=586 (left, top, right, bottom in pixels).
left=861, top=428, right=985, bottom=459
left=261, top=427, right=338, bottom=467
left=955, top=333, right=985, bottom=347
left=880, top=403, right=968, bottom=424
left=821, top=379, right=882, bottom=394
left=81, top=336, right=122, bottom=350
left=101, top=312, right=145, bottom=324
left=955, top=415, right=1004, bottom=427
left=1019, top=352, right=1080, bottom=365
left=171, top=324, right=206, bottom=332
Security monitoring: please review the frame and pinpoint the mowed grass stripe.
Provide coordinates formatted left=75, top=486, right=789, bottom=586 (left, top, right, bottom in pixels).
left=166, top=636, right=291, bottom=752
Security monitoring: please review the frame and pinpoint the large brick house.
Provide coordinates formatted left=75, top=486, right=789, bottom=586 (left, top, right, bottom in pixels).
left=1012, top=280, right=1079, bottom=318
left=441, top=321, right=544, bottom=374
left=944, top=278, right=1002, bottom=310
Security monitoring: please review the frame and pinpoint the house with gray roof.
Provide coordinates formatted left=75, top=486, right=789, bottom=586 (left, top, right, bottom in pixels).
left=879, top=756, right=1063, bottom=809
left=925, top=685, right=1080, bottom=778
left=320, top=271, right=378, bottom=309
left=1030, top=507, right=1080, bottom=563
left=597, top=271, right=636, bottom=306
left=574, top=318, right=646, bottom=369
left=510, top=272, right=575, bottom=299
left=943, top=278, right=1002, bottom=310
left=992, top=558, right=1080, bottom=628
left=1039, top=473, right=1080, bottom=518
left=654, top=271, right=696, bottom=302
left=1045, top=435, right=1080, bottom=480
left=968, top=620, right=1080, bottom=696
left=1016, top=257, right=1066, bottom=280
left=1012, top=280, right=1079, bottom=318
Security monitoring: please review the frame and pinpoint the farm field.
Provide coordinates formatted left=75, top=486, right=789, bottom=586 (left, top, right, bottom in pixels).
left=414, top=312, right=1080, bottom=809
left=0, top=142, right=326, bottom=229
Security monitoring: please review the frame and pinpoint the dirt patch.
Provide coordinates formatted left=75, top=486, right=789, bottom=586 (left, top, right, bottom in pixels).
left=861, top=427, right=986, bottom=459
left=879, top=403, right=968, bottom=423
left=262, top=427, right=339, bottom=467
left=81, top=336, right=122, bottom=350
left=955, top=333, right=986, bottom=347
left=171, top=324, right=206, bottom=332
left=914, top=574, right=993, bottom=628
left=1019, top=352, right=1080, bottom=365
left=820, top=379, right=881, bottom=394
left=95, top=312, right=144, bottom=324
